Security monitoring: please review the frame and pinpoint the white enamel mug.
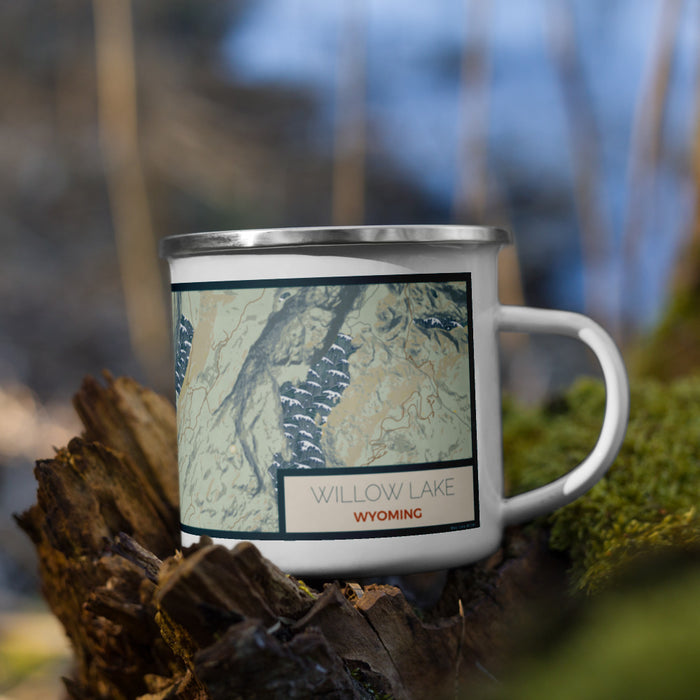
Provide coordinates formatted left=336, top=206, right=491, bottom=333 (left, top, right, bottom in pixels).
left=160, top=226, right=629, bottom=576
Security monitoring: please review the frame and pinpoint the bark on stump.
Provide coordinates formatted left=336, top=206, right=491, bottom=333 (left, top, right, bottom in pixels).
left=16, top=373, right=565, bottom=699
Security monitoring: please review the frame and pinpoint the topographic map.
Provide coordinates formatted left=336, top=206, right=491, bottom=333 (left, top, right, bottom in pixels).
left=173, top=276, right=474, bottom=534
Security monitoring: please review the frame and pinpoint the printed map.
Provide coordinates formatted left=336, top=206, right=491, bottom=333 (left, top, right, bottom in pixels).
left=173, top=277, right=474, bottom=533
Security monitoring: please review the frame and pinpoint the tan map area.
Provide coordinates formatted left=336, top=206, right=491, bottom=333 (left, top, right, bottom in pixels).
left=321, top=284, right=471, bottom=468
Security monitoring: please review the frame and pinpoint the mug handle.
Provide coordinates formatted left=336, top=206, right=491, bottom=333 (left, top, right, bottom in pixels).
left=497, top=305, right=630, bottom=525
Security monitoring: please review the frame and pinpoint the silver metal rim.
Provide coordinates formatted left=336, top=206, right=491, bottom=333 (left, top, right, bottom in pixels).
left=159, top=225, right=512, bottom=258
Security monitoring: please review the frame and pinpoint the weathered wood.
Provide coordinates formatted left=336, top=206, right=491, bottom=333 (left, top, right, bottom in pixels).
left=73, top=372, right=180, bottom=525
left=16, top=374, right=566, bottom=699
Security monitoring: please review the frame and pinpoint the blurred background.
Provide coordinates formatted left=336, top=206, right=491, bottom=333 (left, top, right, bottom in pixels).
left=0, top=0, right=698, bottom=695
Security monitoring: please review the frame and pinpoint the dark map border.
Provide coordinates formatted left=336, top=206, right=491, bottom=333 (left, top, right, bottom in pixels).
left=176, top=271, right=480, bottom=540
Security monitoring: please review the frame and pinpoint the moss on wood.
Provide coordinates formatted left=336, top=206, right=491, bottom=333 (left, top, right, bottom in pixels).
left=503, top=376, right=700, bottom=593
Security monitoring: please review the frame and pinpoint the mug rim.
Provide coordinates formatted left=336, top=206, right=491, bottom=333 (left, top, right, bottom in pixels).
left=159, top=225, right=512, bottom=258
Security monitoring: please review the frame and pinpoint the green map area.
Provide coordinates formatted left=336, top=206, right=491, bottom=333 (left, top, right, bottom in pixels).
left=174, top=277, right=474, bottom=534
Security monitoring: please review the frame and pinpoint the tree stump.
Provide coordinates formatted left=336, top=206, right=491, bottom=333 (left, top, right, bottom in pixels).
left=16, top=373, right=566, bottom=699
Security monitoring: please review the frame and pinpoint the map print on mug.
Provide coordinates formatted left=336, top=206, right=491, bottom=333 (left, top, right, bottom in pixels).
left=173, top=273, right=479, bottom=540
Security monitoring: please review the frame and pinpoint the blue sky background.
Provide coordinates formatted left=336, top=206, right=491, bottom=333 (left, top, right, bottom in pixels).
left=224, top=0, right=700, bottom=328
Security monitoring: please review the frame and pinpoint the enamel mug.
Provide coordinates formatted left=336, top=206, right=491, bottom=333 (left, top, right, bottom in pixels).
left=160, top=226, right=629, bottom=576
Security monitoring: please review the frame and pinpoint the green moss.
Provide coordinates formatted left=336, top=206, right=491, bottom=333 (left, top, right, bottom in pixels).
left=631, top=284, right=700, bottom=381
left=480, top=562, right=700, bottom=700
left=348, top=666, right=394, bottom=699
left=503, top=376, right=700, bottom=593
left=289, top=576, right=318, bottom=599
